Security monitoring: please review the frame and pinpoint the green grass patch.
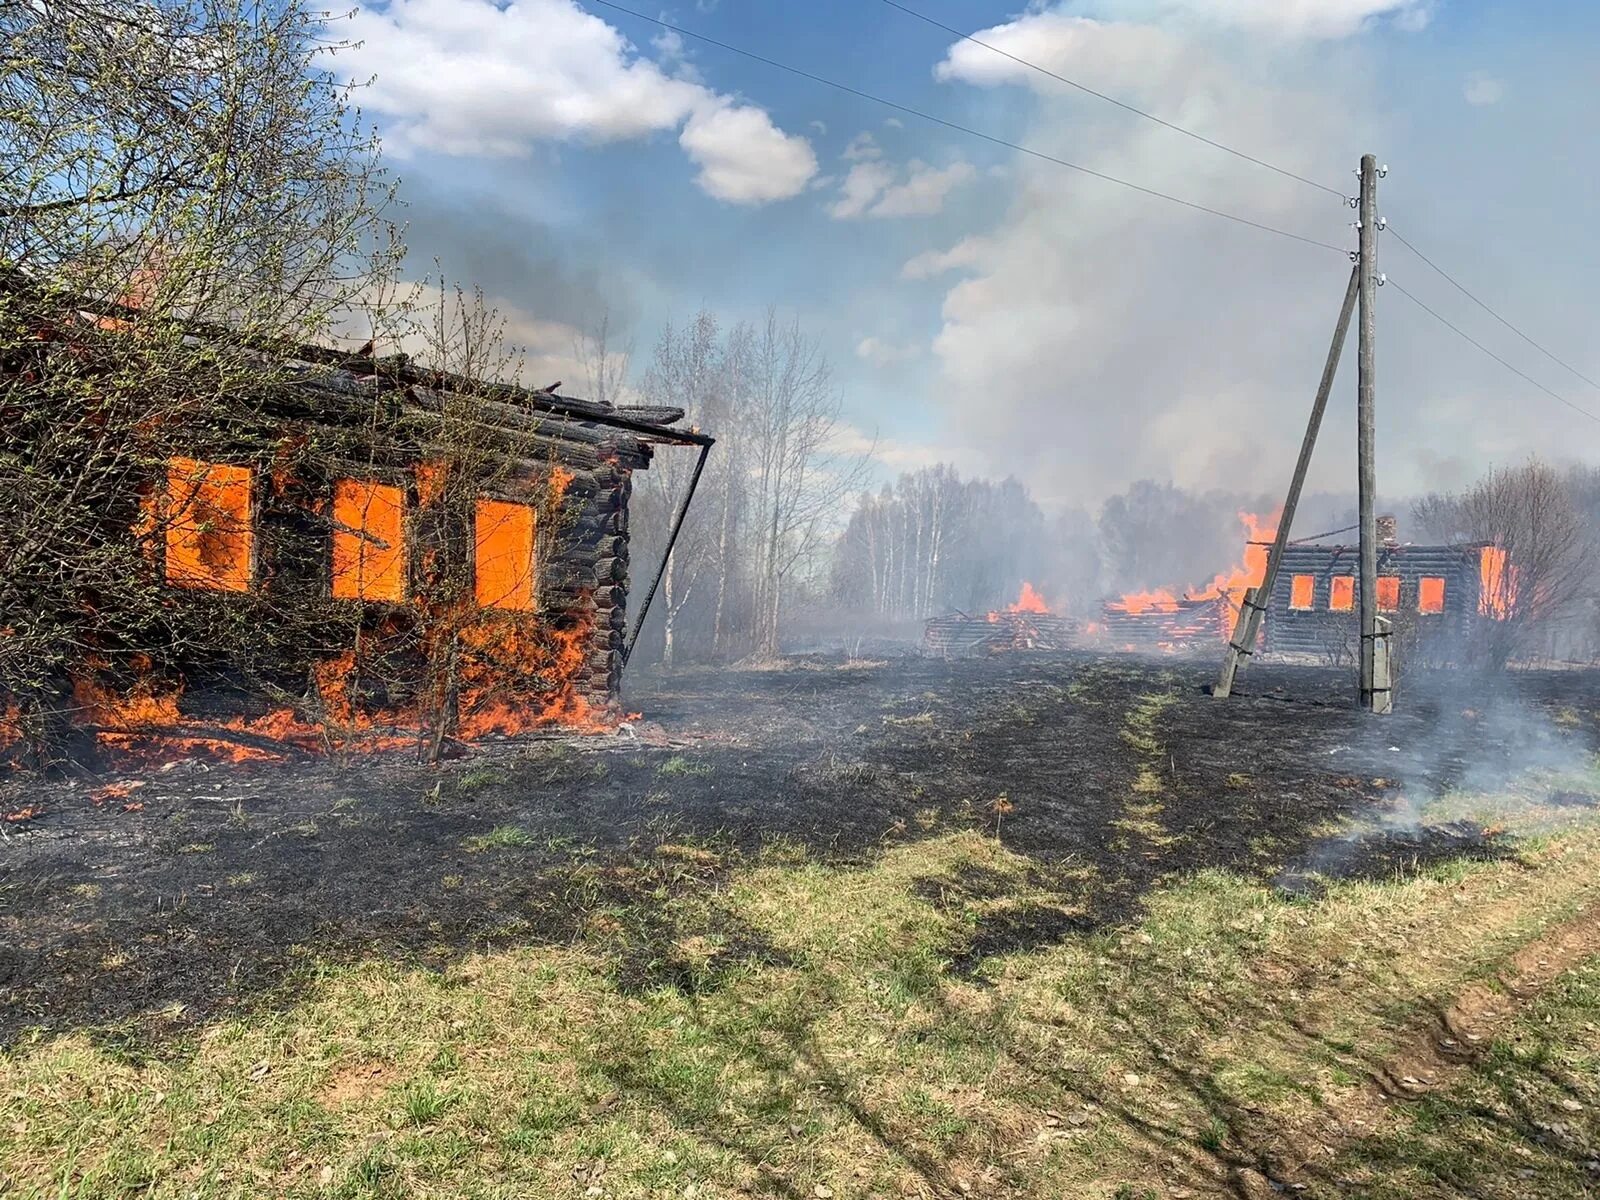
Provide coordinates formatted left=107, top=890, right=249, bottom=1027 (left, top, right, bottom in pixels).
left=463, top=824, right=534, bottom=852
left=5, top=806, right=1600, bottom=1199
left=656, top=755, right=713, bottom=778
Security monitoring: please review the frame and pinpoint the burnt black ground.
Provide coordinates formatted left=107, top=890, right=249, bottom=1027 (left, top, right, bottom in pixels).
left=2, top=652, right=1596, bottom=1046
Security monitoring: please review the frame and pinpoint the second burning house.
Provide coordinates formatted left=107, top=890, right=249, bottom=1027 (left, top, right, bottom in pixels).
left=1261, top=537, right=1510, bottom=661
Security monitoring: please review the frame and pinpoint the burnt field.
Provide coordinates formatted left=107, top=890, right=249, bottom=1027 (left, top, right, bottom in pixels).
left=4, top=651, right=1596, bottom=1046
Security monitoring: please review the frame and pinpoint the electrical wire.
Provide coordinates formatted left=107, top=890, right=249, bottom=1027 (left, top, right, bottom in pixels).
left=1387, top=225, right=1600, bottom=394
left=1388, top=277, right=1600, bottom=427
left=584, top=0, right=1347, bottom=254
left=874, top=0, right=1349, bottom=200
left=1289, top=523, right=1359, bottom=545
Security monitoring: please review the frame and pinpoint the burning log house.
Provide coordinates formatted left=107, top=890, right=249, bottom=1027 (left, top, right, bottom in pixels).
left=0, top=312, right=711, bottom=765
left=1259, top=536, right=1510, bottom=660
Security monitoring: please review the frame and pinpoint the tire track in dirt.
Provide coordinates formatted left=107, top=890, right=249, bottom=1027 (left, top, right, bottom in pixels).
left=1230, top=903, right=1600, bottom=1198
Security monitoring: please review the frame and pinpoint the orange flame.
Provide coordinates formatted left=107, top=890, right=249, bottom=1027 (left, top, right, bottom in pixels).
left=1103, top=511, right=1278, bottom=631
left=549, top=465, right=575, bottom=502
left=332, top=478, right=406, bottom=602
left=1105, top=588, right=1182, bottom=615
left=1190, top=510, right=1276, bottom=610
left=163, top=457, right=254, bottom=593
left=60, top=594, right=614, bottom=767
left=1479, top=544, right=1516, bottom=619
left=1007, top=582, right=1050, bottom=614
left=0, top=698, right=24, bottom=762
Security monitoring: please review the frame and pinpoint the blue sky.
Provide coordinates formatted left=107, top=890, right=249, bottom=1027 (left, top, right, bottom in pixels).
left=344, top=0, right=1600, bottom=509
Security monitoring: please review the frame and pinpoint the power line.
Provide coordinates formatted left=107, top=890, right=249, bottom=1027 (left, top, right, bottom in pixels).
left=874, top=0, right=1348, bottom=201
left=1388, top=277, right=1600, bottom=427
left=585, top=0, right=1347, bottom=255
left=1387, top=225, right=1600, bottom=394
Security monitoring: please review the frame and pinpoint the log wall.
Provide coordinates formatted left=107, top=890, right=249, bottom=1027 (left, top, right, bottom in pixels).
left=1261, top=543, right=1484, bottom=659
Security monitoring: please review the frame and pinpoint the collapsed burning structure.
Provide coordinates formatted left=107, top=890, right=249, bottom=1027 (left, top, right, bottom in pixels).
left=1099, top=512, right=1275, bottom=650
left=922, top=583, right=1078, bottom=656
left=0, top=291, right=711, bottom=766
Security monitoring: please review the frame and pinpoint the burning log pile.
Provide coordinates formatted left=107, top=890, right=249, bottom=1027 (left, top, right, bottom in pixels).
left=1096, top=512, right=1274, bottom=652
left=1098, top=595, right=1233, bottom=649
left=924, top=584, right=1079, bottom=656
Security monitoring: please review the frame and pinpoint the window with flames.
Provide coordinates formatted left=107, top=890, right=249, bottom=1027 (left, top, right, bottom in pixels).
left=473, top=498, right=538, bottom=611
left=161, top=457, right=254, bottom=593
left=149, top=459, right=544, bottom=612
left=331, top=479, right=407, bottom=602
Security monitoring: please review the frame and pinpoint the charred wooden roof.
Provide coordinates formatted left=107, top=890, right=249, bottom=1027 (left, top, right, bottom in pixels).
left=272, top=346, right=710, bottom=472
left=2, top=273, right=712, bottom=468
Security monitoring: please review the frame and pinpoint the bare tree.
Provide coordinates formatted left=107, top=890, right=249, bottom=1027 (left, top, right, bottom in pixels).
left=746, top=310, right=866, bottom=657
left=573, top=310, right=633, bottom=409
left=1413, top=457, right=1597, bottom=666
left=832, top=469, right=1088, bottom=622
left=631, top=313, right=722, bottom=667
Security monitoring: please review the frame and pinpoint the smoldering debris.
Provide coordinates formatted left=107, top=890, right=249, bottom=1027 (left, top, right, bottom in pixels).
left=1278, top=664, right=1598, bottom=892
left=1275, top=822, right=1518, bottom=899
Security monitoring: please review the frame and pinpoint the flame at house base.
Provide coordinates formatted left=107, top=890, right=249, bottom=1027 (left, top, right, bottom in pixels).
left=41, top=615, right=617, bottom=769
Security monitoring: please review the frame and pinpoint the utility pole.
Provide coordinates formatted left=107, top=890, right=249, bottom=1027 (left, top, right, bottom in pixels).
left=1215, top=264, right=1360, bottom=699
left=1356, top=153, right=1391, bottom=714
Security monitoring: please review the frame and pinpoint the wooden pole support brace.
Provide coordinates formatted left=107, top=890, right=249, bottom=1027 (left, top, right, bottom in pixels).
left=1213, top=263, right=1361, bottom=701
left=1366, top=615, right=1395, bottom=715
left=1214, top=586, right=1264, bottom=699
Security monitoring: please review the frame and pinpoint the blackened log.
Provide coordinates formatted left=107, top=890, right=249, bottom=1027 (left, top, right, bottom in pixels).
left=614, top=404, right=686, bottom=426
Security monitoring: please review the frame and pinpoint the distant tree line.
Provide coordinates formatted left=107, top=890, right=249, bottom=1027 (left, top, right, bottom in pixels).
left=624, top=383, right=1600, bottom=669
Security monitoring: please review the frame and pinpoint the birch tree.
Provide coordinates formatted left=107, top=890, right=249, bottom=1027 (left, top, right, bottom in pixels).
left=747, top=310, right=865, bottom=657
left=630, top=313, right=722, bottom=667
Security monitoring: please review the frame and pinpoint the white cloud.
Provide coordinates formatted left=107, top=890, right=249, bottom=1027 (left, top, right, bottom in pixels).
left=1115, top=0, right=1432, bottom=39
left=843, top=131, right=883, bottom=162
left=855, top=336, right=919, bottom=366
left=679, top=101, right=818, bottom=204
left=830, top=162, right=897, bottom=219
left=1464, top=72, right=1505, bottom=106
left=345, top=0, right=815, bottom=203
left=937, top=0, right=1429, bottom=68
left=875, top=161, right=978, bottom=217
left=902, top=237, right=992, bottom=280
left=922, top=10, right=1380, bottom=503
left=831, top=157, right=976, bottom=220
left=937, top=13, right=1192, bottom=95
